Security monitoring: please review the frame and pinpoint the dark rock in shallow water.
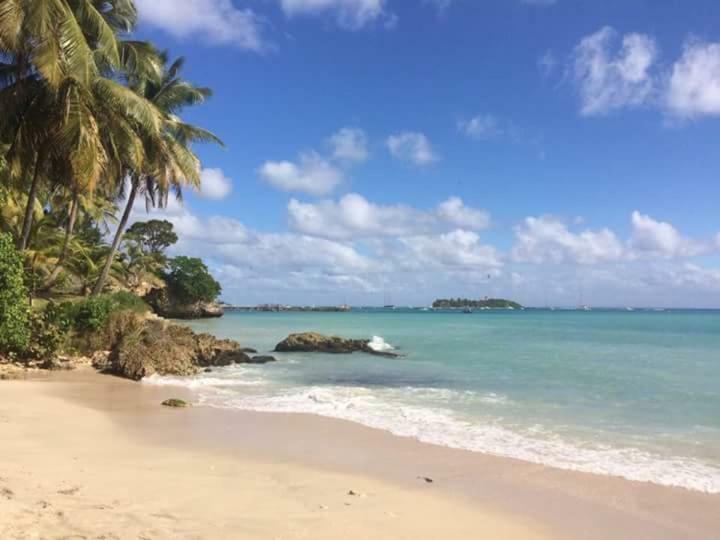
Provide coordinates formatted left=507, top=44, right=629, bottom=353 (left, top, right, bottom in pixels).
left=242, top=347, right=258, bottom=354
left=274, top=332, right=399, bottom=358
left=249, top=355, right=277, bottom=364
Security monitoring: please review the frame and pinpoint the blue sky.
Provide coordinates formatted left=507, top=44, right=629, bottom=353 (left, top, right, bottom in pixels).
left=128, top=0, right=720, bottom=307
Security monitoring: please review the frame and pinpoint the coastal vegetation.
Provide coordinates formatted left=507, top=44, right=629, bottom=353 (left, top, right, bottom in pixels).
left=0, top=1, right=224, bottom=368
left=432, top=298, right=523, bottom=309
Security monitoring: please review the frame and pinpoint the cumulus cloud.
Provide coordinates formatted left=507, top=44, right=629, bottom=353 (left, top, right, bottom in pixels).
left=458, top=115, right=500, bottom=139
left=135, top=0, right=265, bottom=50
left=279, top=0, right=388, bottom=29
left=512, top=215, right=624, bottom=264
left=288, top=194, right=490, bottom=239
left=386, top=132, right=438, bottom=165
left=127, top=195, right=720, bottom=306
left=197, top=168, right=233, bottom=200
left=629, top=211, right=707, bottom=258
left=259, top=152, right=344, bottom=195
left=571, top=26, right=658, bottom=115
left=327, top=127, right=369, bottom=163
left=666, top=41, right=720, bottom=118
left=436, top=197, right=491, bottom=229
left=398, top=230, right=502, bottom=269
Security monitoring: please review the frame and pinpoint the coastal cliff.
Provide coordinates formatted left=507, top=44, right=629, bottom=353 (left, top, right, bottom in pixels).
left=144, top=287, right=224, bottom=319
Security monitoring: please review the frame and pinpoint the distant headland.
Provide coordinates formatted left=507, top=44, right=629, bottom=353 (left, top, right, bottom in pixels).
left=432, top=298, right=523, bottom=310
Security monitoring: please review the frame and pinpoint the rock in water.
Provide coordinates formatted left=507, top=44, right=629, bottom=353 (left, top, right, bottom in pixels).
left=274, top=332, right=399, bottom=357
left=161, top=398, right=189, bottom=408
left=249, top=355, right=277, bottom=364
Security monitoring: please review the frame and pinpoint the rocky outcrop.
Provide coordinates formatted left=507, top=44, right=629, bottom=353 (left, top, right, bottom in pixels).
left=104, top=318, right=261, bottom=380
left=144, top=288, right=223, bottom=320
left=274, top=332, right=399, bottom=358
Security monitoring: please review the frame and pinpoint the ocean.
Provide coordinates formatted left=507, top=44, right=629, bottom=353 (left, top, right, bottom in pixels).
left=144, top=308, right=720, bottom=493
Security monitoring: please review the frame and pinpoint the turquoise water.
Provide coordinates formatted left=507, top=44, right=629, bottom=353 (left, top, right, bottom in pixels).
left=146, top=309, right=720, bottom=492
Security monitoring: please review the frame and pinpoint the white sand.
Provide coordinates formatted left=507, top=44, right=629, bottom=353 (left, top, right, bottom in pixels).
left=0, top=373, right=549, bottom=539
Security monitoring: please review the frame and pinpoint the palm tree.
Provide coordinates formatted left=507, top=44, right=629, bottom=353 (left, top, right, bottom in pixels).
left=0, top=0, right=161, bottom=251
left=91, top=55, right=222, bottom=295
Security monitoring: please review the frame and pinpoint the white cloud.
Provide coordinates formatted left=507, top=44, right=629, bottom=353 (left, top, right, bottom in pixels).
left=512, top=215, right=624, bottom=264
left=259, top=152, right=344, bottom=195
left=629, top=211, right=706, bottom=258
left=571, top=26, right=658, bottom=116
left=135, top=0, right=265, bottom=50
left=279, top=0, right=387, bottom=29
left=288, top=194, right=490, bottom=239
left=387, top=132, right=438, bottom=165
left=127, top=196, right=720, bottom=306
left=458, top=115, right=500, bottom=139
left=397, top=230, right=503, bottom=270
left=436, top=197, right=491, bottom=229
left=197, top=168, right=233, bottom=200
left=327, top=127, right=369, bottom=163
left=666, top=41, right=720, bottom=118
left=216, top=232, right=373, bottom=274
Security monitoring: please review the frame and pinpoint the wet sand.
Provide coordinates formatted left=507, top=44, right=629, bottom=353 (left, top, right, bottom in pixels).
left=2, top=369, right=719, bottom=539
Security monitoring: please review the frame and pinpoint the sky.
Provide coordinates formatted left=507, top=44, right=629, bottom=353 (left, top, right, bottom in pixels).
left=126, top=0, right=720, bottom=308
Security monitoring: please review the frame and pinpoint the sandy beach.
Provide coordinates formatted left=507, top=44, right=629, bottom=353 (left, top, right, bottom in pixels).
left=1, top=370, right=719, bottom=540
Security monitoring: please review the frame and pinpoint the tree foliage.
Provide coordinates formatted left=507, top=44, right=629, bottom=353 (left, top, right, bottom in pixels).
left=165, top=256, right=221, bottom=304
left=125, top=219, right=177, bottom=254
left=432, top=298, right=523, bottom=309
left=0, top=233, right=30, bottom=352
left=0, top=2, right=226, bottom=363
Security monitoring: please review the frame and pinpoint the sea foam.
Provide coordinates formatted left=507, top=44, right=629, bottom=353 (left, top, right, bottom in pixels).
left=144, top=375, right=720, bottom=494
left=367, top=335, right=395, bottom=352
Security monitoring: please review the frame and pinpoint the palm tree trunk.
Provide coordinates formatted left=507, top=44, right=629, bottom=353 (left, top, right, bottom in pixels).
left=18, top=152, right=43, bottom=251
left=91, top=178, right=137, bottom=296
left=43, top=192, right=80, bottom=289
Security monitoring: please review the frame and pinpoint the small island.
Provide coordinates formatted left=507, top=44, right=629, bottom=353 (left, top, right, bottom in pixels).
left=432, top=298, right=523, bottom=310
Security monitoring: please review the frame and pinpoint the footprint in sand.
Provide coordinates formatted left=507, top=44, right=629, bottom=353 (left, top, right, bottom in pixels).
left=58, top=486, right=81, bottom=495
left=1, top=487, right=13, bottom=499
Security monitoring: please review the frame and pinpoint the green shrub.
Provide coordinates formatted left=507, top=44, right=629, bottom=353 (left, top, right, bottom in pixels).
left=59, top=292, right=149, bottom=333
left=69, top=295, right=116, bottom=331
left=110, top=290, right=150, bottom=314
left=25, top=310, right=66, bottom=361
left=0, top=233, right=30, bottom=353
left=165, top=256, right=221, bottom=304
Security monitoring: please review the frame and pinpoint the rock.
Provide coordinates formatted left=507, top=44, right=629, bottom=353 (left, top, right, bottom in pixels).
left=39, top=357, right=74, bottom=371
left=417, top=476, right=434, bottom=483
left=90, top=350, right=111, bottom=370
left=105, top=318, right=263, bottom=380
left=204, top=368, right=213, bottom=373
left=161, top=398, right=189, bottom=408
left=274, top=332, right=400, bottom=358
left=144, top=287, right=223, bottom=320
left=249, top=355, right=277, bottom=364
left=194, top=333, right=252, bottom=367
left=242, top=347, right=258, bottom=354
left=108, top=321, right=199, bottom=380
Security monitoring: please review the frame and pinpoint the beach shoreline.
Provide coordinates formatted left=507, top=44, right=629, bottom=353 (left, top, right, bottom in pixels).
left=2, top=370, right=719, bottom=539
